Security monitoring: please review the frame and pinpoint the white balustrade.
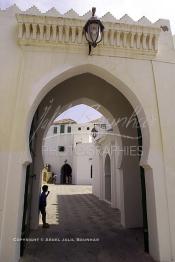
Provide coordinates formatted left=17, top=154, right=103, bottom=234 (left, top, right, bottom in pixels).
left=16, top=13, right=161, bottom=57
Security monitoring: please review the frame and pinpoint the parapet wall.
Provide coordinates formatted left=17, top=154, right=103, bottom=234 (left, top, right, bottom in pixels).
left=0, top=5, right=174, bottom=59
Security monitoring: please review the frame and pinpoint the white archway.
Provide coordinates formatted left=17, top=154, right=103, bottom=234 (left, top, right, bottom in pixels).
left=25, top=64, right=150, bottom=169
left=21, top=65, right=165, bottom=261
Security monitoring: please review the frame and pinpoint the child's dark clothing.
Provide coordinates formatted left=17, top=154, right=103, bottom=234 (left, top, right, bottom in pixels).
left=39, top=192, right=47, bottom=210
left=39, top=191, right=48, bottom=226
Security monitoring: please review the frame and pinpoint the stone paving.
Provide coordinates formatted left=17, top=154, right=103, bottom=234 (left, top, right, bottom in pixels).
left=20, top=185, right=154, bottom=262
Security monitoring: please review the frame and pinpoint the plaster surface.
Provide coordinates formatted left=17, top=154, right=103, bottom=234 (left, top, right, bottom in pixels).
left=0, top=7, right=175, bottom=262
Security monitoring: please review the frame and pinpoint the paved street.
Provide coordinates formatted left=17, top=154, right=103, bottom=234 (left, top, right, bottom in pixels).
left=20, top=185, right=154, bottom=262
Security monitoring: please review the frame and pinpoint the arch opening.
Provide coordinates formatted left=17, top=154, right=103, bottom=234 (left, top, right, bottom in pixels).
left=21, top=70, right=153, bottom=260
left=25, top=64, right=150, bottom=167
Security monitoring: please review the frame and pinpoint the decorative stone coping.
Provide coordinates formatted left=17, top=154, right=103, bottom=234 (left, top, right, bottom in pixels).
left=15, top=9, right=161, bottom=58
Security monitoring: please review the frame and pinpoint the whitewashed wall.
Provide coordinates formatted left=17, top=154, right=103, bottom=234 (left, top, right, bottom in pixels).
left=0, top=6, right=175, bottom=262
left=74, top=143, right=94, bottom=185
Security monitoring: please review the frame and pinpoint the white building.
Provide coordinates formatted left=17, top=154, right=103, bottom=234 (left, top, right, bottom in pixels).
left=1, top=6, right=175, bottom=262
left=42, top=117, right=111, bottom=184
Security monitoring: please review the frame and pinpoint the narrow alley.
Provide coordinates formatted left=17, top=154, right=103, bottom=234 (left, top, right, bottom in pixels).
left=20, top=185, right=154, bottom=262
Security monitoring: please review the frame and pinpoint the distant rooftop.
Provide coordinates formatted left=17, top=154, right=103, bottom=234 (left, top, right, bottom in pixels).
left=53, top=119, right=77, bottom=125
left=90, top=117, right=103, bottom=124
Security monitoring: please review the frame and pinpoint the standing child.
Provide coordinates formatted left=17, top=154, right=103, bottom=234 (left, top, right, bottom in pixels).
left=39, top=185, right=50, bottom=228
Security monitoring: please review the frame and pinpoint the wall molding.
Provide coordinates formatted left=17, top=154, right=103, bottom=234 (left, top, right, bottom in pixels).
left=15, top=11, right=161, bottom=58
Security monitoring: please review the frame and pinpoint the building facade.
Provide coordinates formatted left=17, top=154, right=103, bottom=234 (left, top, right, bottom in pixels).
left=42, top=117, right=111, bottom=184
left=0, top=5, right=175, bottom=262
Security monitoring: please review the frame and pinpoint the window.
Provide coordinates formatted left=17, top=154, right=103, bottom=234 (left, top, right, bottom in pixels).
left=78, top=127, right=81, bottom=131
left=101, top=124, right=106, bottom=129
left=87, top=127, right=90, bottom=130
left=58, top=146, right=65, bottom=152
left=67, top=126, right=71, bottom=133
left=60, top=125, right=65, bottom=133
left=53, top=126, right=57, bottom=134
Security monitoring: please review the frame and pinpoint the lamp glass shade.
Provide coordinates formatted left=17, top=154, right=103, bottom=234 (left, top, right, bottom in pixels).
left=85, top=20, right=103, bottom=47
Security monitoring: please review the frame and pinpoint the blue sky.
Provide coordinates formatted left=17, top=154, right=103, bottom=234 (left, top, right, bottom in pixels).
left=1, top=0, right=175, bottom=33
left=55, top=104, right=102, bottom=124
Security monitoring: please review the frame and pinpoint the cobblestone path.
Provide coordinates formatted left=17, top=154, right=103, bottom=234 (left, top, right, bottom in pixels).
left=20, top=185, right=154, bottom=262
